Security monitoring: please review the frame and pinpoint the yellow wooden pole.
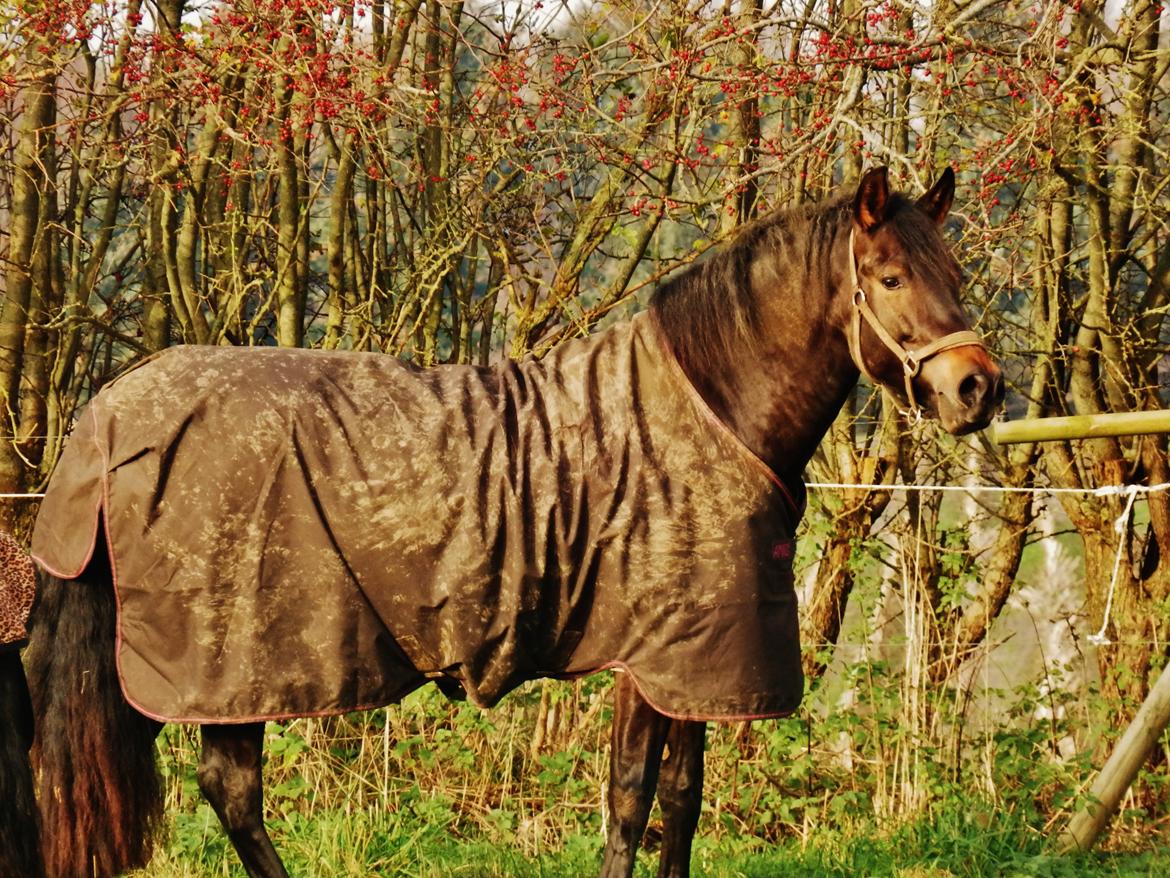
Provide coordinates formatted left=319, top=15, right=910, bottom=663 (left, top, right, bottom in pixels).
left=992, top=410, right=1170, bottom=445
left=1060, top=661, right=1170, bottom=853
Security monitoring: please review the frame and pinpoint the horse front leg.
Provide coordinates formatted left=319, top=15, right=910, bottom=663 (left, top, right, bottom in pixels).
left=654, top=719, right=706, bottom=878
left=599, top=672, right=671, bottom=878
left=198, top=722, right=290, bottom=878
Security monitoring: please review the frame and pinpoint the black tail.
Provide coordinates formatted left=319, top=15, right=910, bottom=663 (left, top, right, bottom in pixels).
left=0, top=649, right=43, bottom=877
left=25, top=542, right=163, bottom=878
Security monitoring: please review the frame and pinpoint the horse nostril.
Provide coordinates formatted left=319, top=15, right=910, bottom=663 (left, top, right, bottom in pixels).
left=959, top=372, right=987, bottom=407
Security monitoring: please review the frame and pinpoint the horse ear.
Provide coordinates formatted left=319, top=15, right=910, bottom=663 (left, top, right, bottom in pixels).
left=917, top=166, right=955, bottom=225
left=853, top=167, right=890, bottom=232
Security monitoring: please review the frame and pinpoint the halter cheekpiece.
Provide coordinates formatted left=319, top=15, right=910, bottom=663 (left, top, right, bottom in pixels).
left=846, top=228, right=984, bottom=418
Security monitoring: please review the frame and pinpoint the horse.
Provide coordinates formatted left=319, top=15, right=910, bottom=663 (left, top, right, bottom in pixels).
left=0, top=530, right=43, bottom=878
left=24, top=166, right=1001, bottom=878
left=596, top=165, right=1002, bottom=877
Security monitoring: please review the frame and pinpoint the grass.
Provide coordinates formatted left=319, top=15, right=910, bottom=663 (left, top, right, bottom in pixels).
left=140, top=795, right=1170, bottom=877
left=137, top=700, right=1170, bottom=878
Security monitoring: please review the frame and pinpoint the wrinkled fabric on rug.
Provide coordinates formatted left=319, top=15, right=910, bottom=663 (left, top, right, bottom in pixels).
left=31, top=312, right=803, bottom=723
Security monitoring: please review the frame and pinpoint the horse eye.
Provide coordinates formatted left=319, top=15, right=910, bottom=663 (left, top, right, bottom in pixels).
left=881, top=276, right=901, bottom=290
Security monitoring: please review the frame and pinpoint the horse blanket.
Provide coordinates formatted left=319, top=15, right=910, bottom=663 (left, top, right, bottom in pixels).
left=0, top=531, right=36, bottom=653
left=30, top=312, right=804, bottom=723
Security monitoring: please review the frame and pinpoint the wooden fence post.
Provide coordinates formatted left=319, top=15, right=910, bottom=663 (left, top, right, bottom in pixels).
left=1060, top=660, right=1170, bottom=853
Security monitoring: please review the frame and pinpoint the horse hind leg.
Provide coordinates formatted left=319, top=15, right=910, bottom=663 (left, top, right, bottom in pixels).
left=654, top=719, right=706, bottom=878
left=198, top=722, right=290, bottom=878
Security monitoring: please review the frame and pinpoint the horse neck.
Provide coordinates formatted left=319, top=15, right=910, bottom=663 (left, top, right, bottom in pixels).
left=653, top=206, right=860, bottom=489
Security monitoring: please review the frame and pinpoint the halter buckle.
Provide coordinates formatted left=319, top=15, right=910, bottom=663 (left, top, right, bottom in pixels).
left=900, top=405, right=925, bottom=426
left=902, top=353, right=920, bottom=377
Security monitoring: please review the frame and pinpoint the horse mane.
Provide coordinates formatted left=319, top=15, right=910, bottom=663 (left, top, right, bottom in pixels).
left=649, top=189, right=926, bottom=373
left=650, top=194, right=847, bottom=370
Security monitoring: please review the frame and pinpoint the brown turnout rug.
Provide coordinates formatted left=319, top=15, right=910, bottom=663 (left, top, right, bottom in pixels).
left=31, top=313, right=803, bottom=723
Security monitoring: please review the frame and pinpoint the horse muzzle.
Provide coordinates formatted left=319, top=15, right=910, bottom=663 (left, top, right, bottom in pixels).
left=921, top=346, right=1004, bottom=435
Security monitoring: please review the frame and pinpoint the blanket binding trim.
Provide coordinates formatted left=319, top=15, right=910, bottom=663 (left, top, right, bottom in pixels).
left=30, top=403, right=104, bottom=582
left=598, top=662, right=798, bottom=723
left=648, top=312, right=801, bottom=518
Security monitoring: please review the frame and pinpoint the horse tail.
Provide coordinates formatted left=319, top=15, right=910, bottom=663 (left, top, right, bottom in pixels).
left=0, top=650, right=43, bottom=877
left=26, top=543, right=163, bottom=878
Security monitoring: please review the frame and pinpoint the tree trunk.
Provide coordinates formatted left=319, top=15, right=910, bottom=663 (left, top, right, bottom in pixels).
left=0, top=50, right=55, bottom=511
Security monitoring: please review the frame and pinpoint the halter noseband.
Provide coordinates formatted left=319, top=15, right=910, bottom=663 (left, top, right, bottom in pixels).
left=846, top=228, right=984, bottom=418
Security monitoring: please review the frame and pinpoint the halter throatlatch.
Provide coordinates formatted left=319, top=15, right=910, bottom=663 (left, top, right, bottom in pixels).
left=846, top=228, right=984, bottom=418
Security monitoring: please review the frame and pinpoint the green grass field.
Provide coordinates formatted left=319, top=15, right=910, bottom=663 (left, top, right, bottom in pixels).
left=130, top=679, right=1170, bottom=878
left=144, top=802, right=1170, bottom=877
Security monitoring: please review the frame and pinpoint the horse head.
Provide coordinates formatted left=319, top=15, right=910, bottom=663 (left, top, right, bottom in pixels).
left=847, top=166, right=1004, bottom=435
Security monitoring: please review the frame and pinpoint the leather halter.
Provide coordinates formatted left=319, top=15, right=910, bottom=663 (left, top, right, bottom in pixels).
left=846, top=228, right=984, bottom=417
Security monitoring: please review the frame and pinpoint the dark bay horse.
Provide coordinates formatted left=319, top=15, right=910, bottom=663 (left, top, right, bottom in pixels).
left=598, top=166, right=1001, bottom=877
left=24, top=166, right=1000, bottom=878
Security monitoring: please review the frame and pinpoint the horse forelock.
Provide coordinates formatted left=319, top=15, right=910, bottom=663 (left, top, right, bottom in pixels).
left=879, top=195, right=963, bottom=287
left=866, top=195, right=967, bottom=333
